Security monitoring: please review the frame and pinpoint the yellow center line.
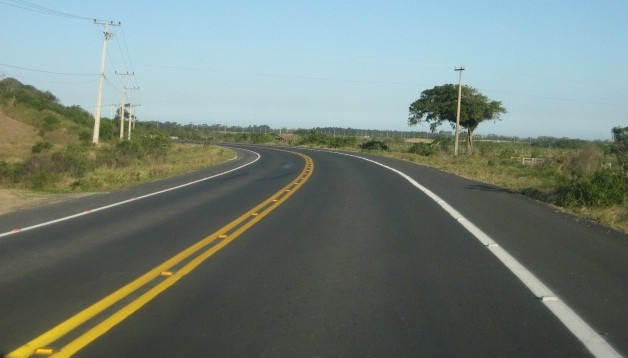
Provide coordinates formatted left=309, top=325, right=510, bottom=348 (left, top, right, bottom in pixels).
left=8, top=150, right=314, bottom=358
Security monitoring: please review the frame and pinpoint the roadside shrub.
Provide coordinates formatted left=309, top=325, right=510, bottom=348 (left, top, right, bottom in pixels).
left=564, top=143, right=602, bottom=177
left=115, top=140, right=146, bottom=162
left=40, top=115, right=60, bottom=136
left=297, top=131, right=331, bottom=146
left=610, top=126, right=628, bottom=176
left=328, top=136, right=357, bottom=148
left=31, top=141, right=52, bottom=154
left=0, top=161, right=24, bottom=184
left=431, top=136, right=454, bottom=154
left=24, top=144, right=92, bottom=180
left=234, top=133, right=249, bottom=142
left=99, top=119, right=116, bottom=140
left=360, top=140, right=388, bottom=151
left=137, top=131, right=172, bottom=159
left=499, top=147, right=516, bottom=159
left=477, top=142, right=498, bottom=157
left=78, top=130, right=91, bottom=143
left=62, top=144, right=92, bottom=178
left=28, top=171, right=61, bottom=189
left=554, top=170, right=626, bottom=207
left=408, top=142, right=436, bottom=156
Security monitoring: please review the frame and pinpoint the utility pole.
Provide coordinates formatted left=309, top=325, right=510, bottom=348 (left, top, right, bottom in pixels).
left=454, top=67, right=465, bottom=156
left=131, top=103, right=141, bottom=130
left=116, top=71, right=133, bottom=139
left=92, top=20, right=120, bottom=144
left=125, top=86, right=139, bottom=140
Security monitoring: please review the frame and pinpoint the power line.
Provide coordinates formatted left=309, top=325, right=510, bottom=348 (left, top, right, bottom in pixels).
left=120, top=25, right=136, bottom=76
left=114, top=34, right=129, bottom=72
left=0, top=0, right=92, bottom=20
left=0, top=62, right=96, bottom=76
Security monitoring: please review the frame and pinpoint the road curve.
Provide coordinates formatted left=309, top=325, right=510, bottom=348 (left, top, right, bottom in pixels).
left=0, top=145, right=626, bottom=357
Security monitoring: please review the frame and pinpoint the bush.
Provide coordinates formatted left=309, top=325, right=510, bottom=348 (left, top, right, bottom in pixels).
left=137, top=131, right=172, bottom=158
left=328, top=136, right=357, bottom=148
left=408, top=142, right=436, bottom=156
left=554, top=170, right=626, bottom=207
left=40, top=115, right=60, bottom=136
left=99, top=119, right=116, bottom=140
left=499, top=147, right=516, bottom=159
left=0, top=161, right=24, bottom=184
left=32, top=141, right=52, bottom=154
left=28, top=171, right=61, bottom=189
left=360, top=140, right=388, bottom=151
left=78, top=130, right=91, bottom=143
left=28, top=145, right=91, bottom=178
left=114, top=140, right=146, bottom=163
left=297, top=131, right=331, bottom=146
left=610, top=126, right=628, bottom=176
left=564, top=143, right=602, bottom=177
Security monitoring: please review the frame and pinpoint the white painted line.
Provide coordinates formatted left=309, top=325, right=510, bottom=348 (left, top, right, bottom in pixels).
left=0, top=150, right=260, bottom=239
left=322, top=150, right=621, bottom=358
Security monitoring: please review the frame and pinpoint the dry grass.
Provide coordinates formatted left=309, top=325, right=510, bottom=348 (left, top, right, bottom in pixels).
left=78, top=144, right=235, bottom=191
left=0, top=189, right=94, bottom=216
left=0, top=110, right=39, bottom=162
left=0, top=144, right=236, bottom=213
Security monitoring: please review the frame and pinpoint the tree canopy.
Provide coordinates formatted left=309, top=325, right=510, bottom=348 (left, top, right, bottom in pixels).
left=408, top=84, right=506, bottom=152
left=610, top=126, right=628, bottom=177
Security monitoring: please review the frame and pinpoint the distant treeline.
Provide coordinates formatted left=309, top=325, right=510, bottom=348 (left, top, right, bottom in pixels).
left=142, top=120, right=599, bottom=147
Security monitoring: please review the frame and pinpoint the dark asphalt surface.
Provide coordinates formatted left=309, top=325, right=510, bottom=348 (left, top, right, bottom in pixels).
left=1, top=145, right=626, bottom=357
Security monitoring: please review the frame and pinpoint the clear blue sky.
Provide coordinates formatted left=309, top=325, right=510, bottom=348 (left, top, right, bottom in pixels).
left=1, top=0, right=627, bottom=139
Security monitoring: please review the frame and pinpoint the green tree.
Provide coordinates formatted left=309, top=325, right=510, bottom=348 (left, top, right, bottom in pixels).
left=610, top=126, right=628, bottom=177
left=408, top=84, right=506, bottom=153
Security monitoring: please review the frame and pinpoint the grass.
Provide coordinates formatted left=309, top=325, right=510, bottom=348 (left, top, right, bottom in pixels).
left=0, top=110, right=40, bottom=162
left=71, top=144, right=235, bottom=191
left=373, top=141, right=627, bottom=234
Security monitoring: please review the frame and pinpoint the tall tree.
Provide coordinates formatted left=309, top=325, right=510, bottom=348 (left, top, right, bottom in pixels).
left=408, top=84, right=506, bottom=152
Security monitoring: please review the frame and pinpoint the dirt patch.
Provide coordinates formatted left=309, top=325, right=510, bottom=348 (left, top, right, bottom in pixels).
left=0, top=189, right=95, bottom=216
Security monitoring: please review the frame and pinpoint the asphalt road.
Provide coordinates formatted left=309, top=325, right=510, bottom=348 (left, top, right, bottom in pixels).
left=0, top=145, right=626, bottom=357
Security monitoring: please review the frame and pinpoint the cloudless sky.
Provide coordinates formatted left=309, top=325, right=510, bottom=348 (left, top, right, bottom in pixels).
left=1, top=0, right=627, bottom=139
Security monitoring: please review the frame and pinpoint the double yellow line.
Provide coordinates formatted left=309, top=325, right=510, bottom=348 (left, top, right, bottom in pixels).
left=8, top=151, right=314, bottom=358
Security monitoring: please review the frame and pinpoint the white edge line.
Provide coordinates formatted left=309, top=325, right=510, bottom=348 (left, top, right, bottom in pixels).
left=0, top=149, right=261, bottom=239
left=319, top=149, right=621, bottom=358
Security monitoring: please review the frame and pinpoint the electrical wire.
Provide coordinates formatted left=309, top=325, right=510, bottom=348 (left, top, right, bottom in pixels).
left=104, top=76, right=123, bottom=96
left=0, top=62, right=97, bottom=76
left=0, top=0, right=92, bottom=20
left=120, top=25, right=136, bottom=75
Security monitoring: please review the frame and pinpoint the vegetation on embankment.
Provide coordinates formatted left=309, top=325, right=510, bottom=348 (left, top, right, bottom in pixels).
left=0, top=78, right=234, bottom=194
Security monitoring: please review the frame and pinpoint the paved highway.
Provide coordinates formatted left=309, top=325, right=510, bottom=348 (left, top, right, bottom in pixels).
left=0, top=146, right=626, bottom=357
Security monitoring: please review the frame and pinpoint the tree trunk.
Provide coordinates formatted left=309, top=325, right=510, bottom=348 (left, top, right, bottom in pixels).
left=466, top=127, right=475, bottom=154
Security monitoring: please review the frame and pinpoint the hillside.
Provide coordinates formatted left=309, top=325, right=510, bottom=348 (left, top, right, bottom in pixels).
left=0, top=77, right=96, bottom=162
left=0, top=110, right=39, bottom=162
